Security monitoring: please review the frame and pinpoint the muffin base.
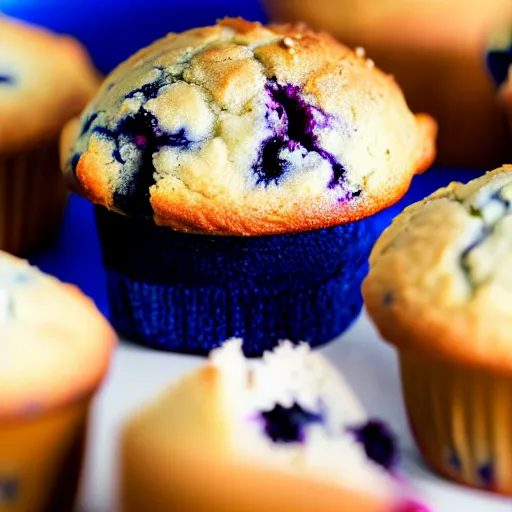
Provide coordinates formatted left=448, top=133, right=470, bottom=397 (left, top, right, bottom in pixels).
left=0, top=144, right=68, bottom=256
left=400, top=352, right=512, bottom=495
left=0, top=398, right=90, bottom=511
left=95, top=206, right=376, bottom=356
left=121, top=438, right=406, bottom=512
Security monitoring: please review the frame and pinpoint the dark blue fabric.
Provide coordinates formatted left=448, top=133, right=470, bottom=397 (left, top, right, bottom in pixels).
left=105, top=265, right=367, bottom=357
left=95, top=206, right=375, bottom=356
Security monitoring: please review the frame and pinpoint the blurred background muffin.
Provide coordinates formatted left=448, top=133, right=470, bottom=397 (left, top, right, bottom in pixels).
left=61, top=18, right=435, bottom=356
left=263, top=0, right=512, bottom=168
left=363, top=166, right=512, bottom=494
left=0, top=15, right=100, bottom=255
left=0, top=251, right=115, bottom=511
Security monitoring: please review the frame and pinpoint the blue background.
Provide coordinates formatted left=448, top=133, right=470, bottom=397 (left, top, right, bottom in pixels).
left=1, top=1, right=485, bottom=316
left=1, top=0, right=267, bottom=74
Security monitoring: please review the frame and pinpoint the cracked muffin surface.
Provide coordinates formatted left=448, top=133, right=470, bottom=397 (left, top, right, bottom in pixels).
left=363, top=165, right=512, bottom=372
left=62, top=17, right=436, bottom=236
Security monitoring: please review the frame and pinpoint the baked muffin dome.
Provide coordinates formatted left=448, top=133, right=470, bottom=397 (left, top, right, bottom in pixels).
left=0, top=251, right=116, bottom=416
left=363, top=165, right=512, bottom=372
left=62, top=18, right=436, bottom=236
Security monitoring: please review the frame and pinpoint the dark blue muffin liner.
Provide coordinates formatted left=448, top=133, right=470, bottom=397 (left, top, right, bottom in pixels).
left=95, top=205, right=376, bottom=356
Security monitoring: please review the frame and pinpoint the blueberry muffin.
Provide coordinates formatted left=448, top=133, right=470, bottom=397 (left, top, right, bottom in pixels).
left=61, top=18, right=436, bottom=356
left=0, top=251, right=116, bottom=511
left=363, top=165, right=512, bottom=494
left=264, top=0, right=512, bottom=168
left=0, top=15, right=100, bottom=255
left=121, top=340, right=429, bottom=512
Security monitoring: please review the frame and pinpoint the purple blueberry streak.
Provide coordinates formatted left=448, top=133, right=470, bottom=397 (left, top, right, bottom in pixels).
left=91, top=109, right=192, bottom=218
left=254, top=81, right=349, bottom=190
left=447, top=451, right=462, bottom=472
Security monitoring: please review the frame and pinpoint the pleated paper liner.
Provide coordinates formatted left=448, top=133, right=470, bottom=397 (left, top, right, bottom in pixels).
left=0, top=397, right=90, bottom=512
left=400, top=351, right=512, bottom=495
left=0, top=143, right=68, bottom=256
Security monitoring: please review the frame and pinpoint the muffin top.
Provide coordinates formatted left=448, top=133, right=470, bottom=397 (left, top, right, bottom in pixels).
left=363, top=166, right=512, bottom=372
left=0, top=16, right=100, bottom=154
left=0, top=252, right=116, bottom=418
left=62, top=18, right=436, bottom=236
left=124, top=339, right=403, bottom=502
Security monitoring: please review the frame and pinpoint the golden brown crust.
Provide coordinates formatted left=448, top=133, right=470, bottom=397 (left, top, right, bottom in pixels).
left=0, top=16, right=101, bottom=153
left=150, top=167, right=417, bottom=234
left=121, top=440, right=398, bottom=512
left=76, top=146, right=116, bottom=209
left=363, top=165, right=512, bottom=373
left=63, top=18, right=436, bottom=235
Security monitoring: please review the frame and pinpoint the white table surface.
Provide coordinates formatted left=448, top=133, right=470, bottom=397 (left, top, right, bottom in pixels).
left=76, top=311, right=512, bottom=512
